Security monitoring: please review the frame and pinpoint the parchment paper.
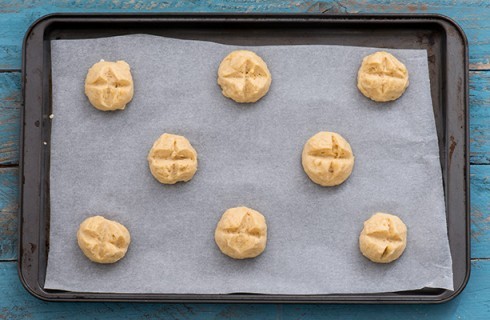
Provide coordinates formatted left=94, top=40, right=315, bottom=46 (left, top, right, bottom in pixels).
left=45, top=34, right=453, bottom=294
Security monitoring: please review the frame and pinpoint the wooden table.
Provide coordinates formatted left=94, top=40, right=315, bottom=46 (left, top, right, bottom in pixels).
left=1, top=1, right=488, bottom=318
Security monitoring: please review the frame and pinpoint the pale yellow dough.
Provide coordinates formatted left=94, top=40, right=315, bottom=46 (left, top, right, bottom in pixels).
left=84, top=60, right=134, bottom=111
left=217, top=50, right=272, bottom=103
left=147, top=133, right=198, bottom=184
left=357, top=51, right=409, bottom=102
left=359, top=212, right=407, bottom=263
left=77, top=216, right=131, bottom=264
left=214, top=207, right=267, bottom=259
left=302, top=131, right=355, bottom=186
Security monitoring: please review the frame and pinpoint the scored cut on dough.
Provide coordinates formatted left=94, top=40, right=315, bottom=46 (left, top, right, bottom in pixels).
left=214, top=206, right=268, bottom=259
left=77, top=216, right=131, bottom=264
left=357, top=51, right=409, bottom=102
left=302, top=131, right=355, bottom=186
left=84, top=60, right=134, bottom=111
left=359, top=212, right=407, bottom=263
left=147, top=133, right=198, bottom=184
left=217, top=50, right=272, bottom=103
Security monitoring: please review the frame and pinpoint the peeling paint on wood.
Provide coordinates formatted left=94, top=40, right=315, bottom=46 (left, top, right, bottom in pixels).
left=0, top=168, right=18, bottom=261
left=1, top=260, right=490, bottom=318
left=470, top=63, right=490, bottom=70
left=0, top=164, right=484, bottom=260
left=0, top=73, right=20, bottom=165
left=0, top=69, right=486, bottom=165
left=0, top=1, right=490, bottom=68
left=470, top=166, right=490, bottom=258
left=470, top=71, right=490, bottom=164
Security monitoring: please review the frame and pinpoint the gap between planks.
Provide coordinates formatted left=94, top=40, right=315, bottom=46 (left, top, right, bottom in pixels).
left=0, top=164, right=18, bottom=168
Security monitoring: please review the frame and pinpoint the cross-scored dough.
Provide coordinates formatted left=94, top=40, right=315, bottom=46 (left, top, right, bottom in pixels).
left=357, top=51, right=409, bottom=102
left=359, top=212, right=407, bottom=263
left=77, top=216, right=131, bottom=264
left=147, top=133, right=198, bottom=184
left=217, top=50, right=272, bottom=103
left=84, top=60, right=134, bottom=111
left=214, top=207, right=267, bottom=259
left=302, top=131, right=355, bottom=186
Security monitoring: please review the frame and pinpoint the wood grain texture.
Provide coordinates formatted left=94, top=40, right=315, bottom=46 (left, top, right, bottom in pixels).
left=0, top=163, right=482, bottom=261
left=0, top=260, right=488, bottom=319
left=0, top=73, right=20, bottom=165
left=470, top=165, right=490, bottom=258
left=0, top=0, right=490, bottom=69
left=0, top=69, right=483, bottom=165
left=0, top=168, right=18, bottom=261
left=470, top=71, right=490, bottom=164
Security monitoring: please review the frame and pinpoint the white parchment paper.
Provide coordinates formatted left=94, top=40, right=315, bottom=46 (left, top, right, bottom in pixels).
left=44, top=34, right=453, bottom=294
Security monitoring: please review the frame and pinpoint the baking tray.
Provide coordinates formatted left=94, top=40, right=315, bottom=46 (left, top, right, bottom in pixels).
left=19, top=13, right=469, bottom=303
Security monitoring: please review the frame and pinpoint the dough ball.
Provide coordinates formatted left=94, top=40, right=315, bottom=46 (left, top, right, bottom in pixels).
left=217, top=50, right=272, bottom=103
left=77, top=216, right=131, bottom=264
left=302, top=131, right=355, bottom=186
left=215, top=207, right=267, bottom=259
left=359, top=212, right=407, bottom=263
left=357, top=51, right=409, bottom=102
left=147, top=133, right=198, bottom=184
left=84, top=60, right=134, bottom=111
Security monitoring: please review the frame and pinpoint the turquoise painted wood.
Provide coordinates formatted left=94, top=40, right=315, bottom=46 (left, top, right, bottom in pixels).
left=1, top=0, right=489, bottom=319
left=0, top=168, right=17, bottom=261
left=0, top=165, right=485, bottom=262
left=1, top=0, right=490, bottom=69
left=0, top=70, right=488, bottom=165
left=470, top=165, right=490, bottom=258
left=0, top=72, right=20, bottom=165
left=1, top=260, right=490, bottom=319
left=470, top=71, right=490, bottom=164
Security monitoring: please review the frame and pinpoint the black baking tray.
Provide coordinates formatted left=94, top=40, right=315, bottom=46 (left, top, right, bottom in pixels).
left=19, top=13, right=469, bottom=303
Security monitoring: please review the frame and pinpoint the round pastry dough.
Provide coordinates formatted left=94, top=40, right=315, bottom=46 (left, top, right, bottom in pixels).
left=214, top=207, right=267, bottom=259
left=357, top=51, right=409, bottom=102
left=77, top=216, right=131, bottom=264
left=359, top=212, right=407, bottom=263
left=84, top=60, right=134, bottom=111
left=302, top=131, right=355, bottom=186
left=217, top=50, right=272, bottom=103
left=147, top=133, right=198, bottom=184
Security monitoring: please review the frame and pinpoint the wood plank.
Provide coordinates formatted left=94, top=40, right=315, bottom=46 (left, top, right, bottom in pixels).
left=1, top=0, right=490, bottom=69
left=470, top=71, right=490, bottom=164
left=281, top=259, right=490, bottom=319
left=0, top=164, right=485, bottom=259
left=0, top=68, right=484, bottom=165
left=0, top=72, right=20, bottom=165
left=470, top=165, right=490, bottom=258
left=0, top=168, right=18, bottom=261
left=0, top=259, right=488, bottom=319
left=328, top=0, right=490, bottom=70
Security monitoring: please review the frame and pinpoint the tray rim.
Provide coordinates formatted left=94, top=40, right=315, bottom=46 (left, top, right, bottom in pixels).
left=18, top=12, right=470, bottom=304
